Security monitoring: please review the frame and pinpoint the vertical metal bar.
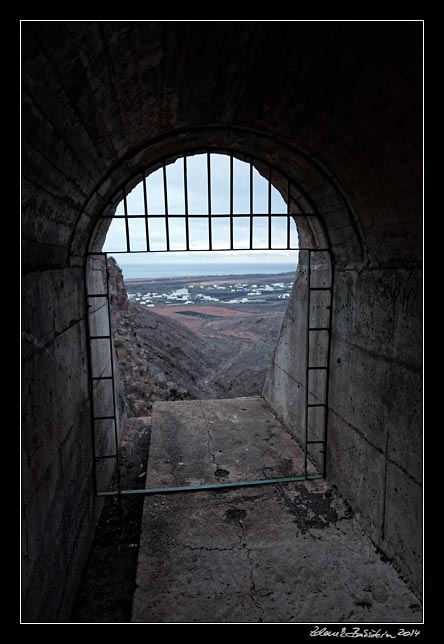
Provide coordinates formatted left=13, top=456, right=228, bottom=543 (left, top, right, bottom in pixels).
left=184, top=156, right=190, bottom=251
left=229, top=155, right=234, bottom=250
left=123, top=189, right=130, bottom=253
left=287, top=178, right=291, bottom=249
left=207, top=152, right=212, bottom=251
left=304, top=249, right=312, bottom=478
left=104, top=254, right=122, bottom=500
left=83, top=255, right=98, bottom=496
left=249, top=161, right=253, bottom=249
left=163, top=163, right=170, bottom=251
left=322, top=251, right=335, bottom=478
left=268, top=166, right=272, bottom=249
left=142, top=171, right=150, bottom=252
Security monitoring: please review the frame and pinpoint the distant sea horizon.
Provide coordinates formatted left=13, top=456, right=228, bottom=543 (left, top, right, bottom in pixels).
left=119, top=262, right=297, bottom=279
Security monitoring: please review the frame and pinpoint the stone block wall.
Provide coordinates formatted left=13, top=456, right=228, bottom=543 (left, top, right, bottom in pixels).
left=264, top=263, right=422, bottom=595
left=22, top=267, right=95, bottom=621
left=22, top=258, right=125, bottom=621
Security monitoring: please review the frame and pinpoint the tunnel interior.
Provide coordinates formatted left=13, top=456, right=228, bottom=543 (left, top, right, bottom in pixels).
left=22, top=21, right=422, bottom=622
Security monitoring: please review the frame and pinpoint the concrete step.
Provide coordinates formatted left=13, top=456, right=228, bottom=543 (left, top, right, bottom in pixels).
left=145, top=396, right=316, bottom=489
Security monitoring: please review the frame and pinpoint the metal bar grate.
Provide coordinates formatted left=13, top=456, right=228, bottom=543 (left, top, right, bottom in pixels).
left=249, top=161, right=253, bottom=249
left=207, top=153, right=212, bottom=250
left=184, top=156, right=190, bottom=251
left=85, top=151, right=335, bottom=497
left=287, top=193, right=291, bottom=249
left=84, top=253, right=123, bottom=499
left=229, top=155, right=234, bottom=249
left=142, top=171, right=150, bottom=252
left=123, top=190, right=130, bottom=253
left=268, top=166, right=272, bottom=250
left=98, top=247, right=327, bottom=254
left=163, top=163, right=170, bottom=251
left=304, top=249, right=311, bottom=478
left=303, top=241, right=335, bottom=479
left=101, top=212, right=316, bottom=219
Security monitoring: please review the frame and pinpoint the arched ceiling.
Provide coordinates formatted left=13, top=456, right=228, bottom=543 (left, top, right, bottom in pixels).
left=22, top=21, right=422, bottom=271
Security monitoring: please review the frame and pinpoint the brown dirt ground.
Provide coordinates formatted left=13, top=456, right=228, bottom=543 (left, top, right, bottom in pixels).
left=151, top=305, right=252, bottom=331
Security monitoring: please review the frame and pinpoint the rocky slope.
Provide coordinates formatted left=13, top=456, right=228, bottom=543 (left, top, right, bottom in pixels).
left=198, top=313, right=283, bottom=397
left=107, top=257, right=283, bottom=418
left=108, top=257, right=221, bottom=418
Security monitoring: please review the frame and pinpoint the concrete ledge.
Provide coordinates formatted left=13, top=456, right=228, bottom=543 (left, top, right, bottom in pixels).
left=146, top=397, right=316, bottom=488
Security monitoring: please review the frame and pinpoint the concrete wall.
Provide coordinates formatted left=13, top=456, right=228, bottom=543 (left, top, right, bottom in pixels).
left=264, top=257, right=422, bottom=595
left=86, top=255, right=126, bottom=492
left=264, top=248, right=332, bottom=473
left=328, top=266, right=422, bottom=593
left=263, top=262, right=308, bottom=442
left=22, top=267, right=95, bottom=621
left=22, top=260, right=124, bottom=621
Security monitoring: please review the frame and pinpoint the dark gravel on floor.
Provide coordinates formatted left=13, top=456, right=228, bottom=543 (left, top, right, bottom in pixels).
left=71, top=419, right=151, bottom=623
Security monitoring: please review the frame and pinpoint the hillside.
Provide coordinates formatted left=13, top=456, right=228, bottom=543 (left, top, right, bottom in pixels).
left=108, top=257, right=286, bottom=417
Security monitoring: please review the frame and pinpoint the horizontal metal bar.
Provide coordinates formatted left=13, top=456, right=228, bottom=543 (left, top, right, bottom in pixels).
left=92, top=376, right=113, bottom=381
left=99, top=247, right=309, bottom=255
left=96, top=474, right=324, bottom=497
left=308, top=327, right=330, bottom=331
left=103, top=248, right=301, bottom=254
left=86, top=294, right=107, bottom=298
left=89, top=335, right=111, bottom=340
left=307, top=403, right=326, bottom=407
left=87, top=249, right=328, bottom=256
left=95, top=454, right=118, bottom=460
left=93, top=416, right=116, bottom=421
left=100, top=213, right=317, bottom=219
left=306, top=441, right=325, bottom=445
left=308, top=366, right=328, bottom=370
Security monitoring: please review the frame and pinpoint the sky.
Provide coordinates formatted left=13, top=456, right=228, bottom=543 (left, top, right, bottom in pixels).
left=103, top=153, right=299, bottom=265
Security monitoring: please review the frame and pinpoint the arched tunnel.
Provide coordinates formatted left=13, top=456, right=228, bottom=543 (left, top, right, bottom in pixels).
left=21, top=21, right=422, bottom=622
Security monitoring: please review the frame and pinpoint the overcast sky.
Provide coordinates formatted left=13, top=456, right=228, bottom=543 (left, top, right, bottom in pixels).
left=103, top=154, right=299, bottom=265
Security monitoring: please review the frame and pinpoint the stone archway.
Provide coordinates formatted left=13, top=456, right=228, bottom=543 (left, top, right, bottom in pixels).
left=69, top=127, right=363, bottom=267
left=82, top=147, right=340, bottom=496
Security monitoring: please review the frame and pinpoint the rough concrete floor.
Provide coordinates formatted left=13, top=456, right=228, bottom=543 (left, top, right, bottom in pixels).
left=132, top=398, right=422, bottom=623
left=145, top=396, right=317, bottom=487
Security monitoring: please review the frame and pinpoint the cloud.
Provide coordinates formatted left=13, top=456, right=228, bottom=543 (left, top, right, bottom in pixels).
left=115, top=249, right=299, bottom=266
left=103, top=153, right=298, bottom=261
